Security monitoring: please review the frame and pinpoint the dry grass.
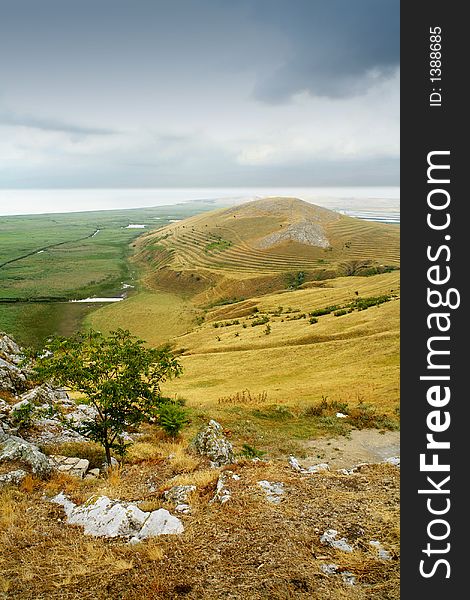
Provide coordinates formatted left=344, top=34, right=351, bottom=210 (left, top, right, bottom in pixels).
left=0, top=459, right=399, bottom=599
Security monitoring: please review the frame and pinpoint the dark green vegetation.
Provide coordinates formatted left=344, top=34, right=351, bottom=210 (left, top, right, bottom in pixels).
left=32, top=329, right=184, bottom=463
left=0, top=204, right=208, bottom=346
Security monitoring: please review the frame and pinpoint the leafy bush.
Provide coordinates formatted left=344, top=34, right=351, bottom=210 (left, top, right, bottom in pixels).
left=334, top=309, right=348, bottom=317
left=10, top=402, right=35, bottom=429
left=251, top=315, right=270, bottom=327
left=309, top=317, right=318, bottom=324
left=157, top=402, right=189, bottom=438
left=309, top=305, right=339, bottom=317
left=240, top=443, right=266, bottom=459
left=347, top=402, right=399, bottom=430
left=303, top=396, right=349, bottom=418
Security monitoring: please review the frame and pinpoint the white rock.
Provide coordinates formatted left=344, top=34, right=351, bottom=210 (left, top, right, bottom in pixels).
left=49, top=455, right=90, bottom=478
left=288, top=455, right=303, bottom=472
left=0, top=469, right=28, bottom=486
left=320, top=529, right=353, bottom=553
left=192, top=420, right=235, bottom=466
left=341, top=572, right=356, bottom=586
left=138, top=508, right=184, bottom=539
left=163, top=485, right=196, bottom=505
left=369, top=540, right=392, bottom=560
left=336, top=412, right=347, bottom=418
left=384, top=456, right=400, bottom=467
left=306, top=463, right=330, bottom=473
left=257, top=480, right=284, bottom=504
left=51, top=494, right=184, bottom=540
left=211, top=470, right=239, bottom=503
left=0, top=435, right=52, bottom=477
left=321, top=563, right=339, bottom=575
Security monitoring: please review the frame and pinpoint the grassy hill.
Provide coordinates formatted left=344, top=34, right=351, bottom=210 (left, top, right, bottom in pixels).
left=87, top=197, right=400, bottom=455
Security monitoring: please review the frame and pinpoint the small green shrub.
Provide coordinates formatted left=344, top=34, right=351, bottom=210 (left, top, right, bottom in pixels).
left=240, top=443, right=266, bottom=459
left=251, top=315, right=270, bottom=327
left=334, top=309, right=348, bottom=317
left=10, top=402, right=35, bottom=429
left=309, top=305, right=339, bottom=317
left=309, top=317, right=318, bottom=324
left=347, top=402, right=399, bottom=430
left=158, top=402, right=189, bottom=438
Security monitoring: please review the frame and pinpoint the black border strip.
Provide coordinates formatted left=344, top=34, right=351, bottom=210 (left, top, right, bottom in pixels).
left=401, top=2, right=466, bottom=595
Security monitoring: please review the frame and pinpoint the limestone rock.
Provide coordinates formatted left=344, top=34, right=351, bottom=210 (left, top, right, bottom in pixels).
left=257, top=480, right=284, bottom=504
left=163, top=485, right=196, bottom=505
left=320, top=529, right=353, bottom=553
left=49, top=455, right=90, bottom=478
left=0, top=435, right=52, bottom=477
left=384, top=456, right=400, bottom=467
left=192, top=420, right=234, bottom=467
left=369, top=540, right=392, bottom=560
left=0, top=333, right=29, bottom=393
left=0, top=332, right=22, bottom=361
left=211, top=470, right=240, bottom=504
left=52, top=493, right=184, bottom=540
left=288, top=455, right=303, bottom=472
left=0, top=469, right=28, bottom=486
left=288, top=455, right=329, bottom=474
left=138, top=508, right=184, bottom=539
left=306, top=463, right=330, bottom=474
left=0, top=357, right=27, bottom=393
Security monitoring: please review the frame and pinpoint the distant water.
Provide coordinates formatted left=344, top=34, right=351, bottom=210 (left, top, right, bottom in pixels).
left=0, top=187, right=399, bottom=223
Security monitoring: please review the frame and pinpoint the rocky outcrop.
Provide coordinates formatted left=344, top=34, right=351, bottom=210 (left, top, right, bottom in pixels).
left=0, top=332, right=30, bottom=394
left=192, top=420, right=235, bottom=467
left=52, top=493, right=184, bottom=541
left=0, top=435, right=52, bottom=477
left=0, top=469, right=28, bottom=487
left=49, top=455, right=90, bottom=479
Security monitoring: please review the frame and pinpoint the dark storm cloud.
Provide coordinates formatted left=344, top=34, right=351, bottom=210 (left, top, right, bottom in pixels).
left=0, top=0, right=399, bottom=188
left=251, top=0, right=399, bottom=102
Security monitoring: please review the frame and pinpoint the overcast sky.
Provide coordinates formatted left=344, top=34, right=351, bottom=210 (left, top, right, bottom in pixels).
left=0, top=0, right=399, bottom=189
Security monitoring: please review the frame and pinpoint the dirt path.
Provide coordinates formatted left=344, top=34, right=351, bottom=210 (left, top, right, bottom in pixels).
left=303, top=429, right=400, bottom=469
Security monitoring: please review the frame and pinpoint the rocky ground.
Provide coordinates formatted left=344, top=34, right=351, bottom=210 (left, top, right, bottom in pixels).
left=0, top=332, right=400, bottom=599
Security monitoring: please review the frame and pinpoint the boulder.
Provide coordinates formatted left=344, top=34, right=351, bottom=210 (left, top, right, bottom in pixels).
left=0, top=333, right=30, bottom=394
left=0, top=435, right=52, bottom=477
left=51, top=493, right=184, bottom=541
left=0, top=469, right=28, bottom=487
left=0, top=357, right=27, bottom=394
left=192, top=420, right=235, bottom=467
left=0, top=332, right=23, bottom=363
left=306, top=463, right=330, bottom=474
left=137, top=508, right=184, bottom=540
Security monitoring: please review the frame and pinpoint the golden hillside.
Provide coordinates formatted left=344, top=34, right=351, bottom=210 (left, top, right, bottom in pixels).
left=133, top=197, right=399, bottom=305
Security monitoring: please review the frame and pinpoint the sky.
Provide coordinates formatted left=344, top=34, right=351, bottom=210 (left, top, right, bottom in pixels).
left=0, top=0, right=399, bottom=189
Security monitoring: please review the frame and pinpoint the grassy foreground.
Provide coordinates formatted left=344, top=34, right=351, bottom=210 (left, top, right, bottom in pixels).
left=0, top=430, right=399, bottom=600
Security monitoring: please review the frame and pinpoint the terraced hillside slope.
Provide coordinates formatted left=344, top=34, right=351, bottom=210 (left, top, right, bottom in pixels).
left=132, top=197, right=399, bottom=306
left=87, top=198, right=400, bottom=454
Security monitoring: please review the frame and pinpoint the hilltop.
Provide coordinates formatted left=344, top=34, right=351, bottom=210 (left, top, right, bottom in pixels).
left=131, top=197, right=399, bottom=306
left=86, top=198, right=400, bottom=454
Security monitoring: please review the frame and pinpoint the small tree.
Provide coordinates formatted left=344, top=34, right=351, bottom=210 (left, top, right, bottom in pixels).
left=33, top=329, right=182, bottom=464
